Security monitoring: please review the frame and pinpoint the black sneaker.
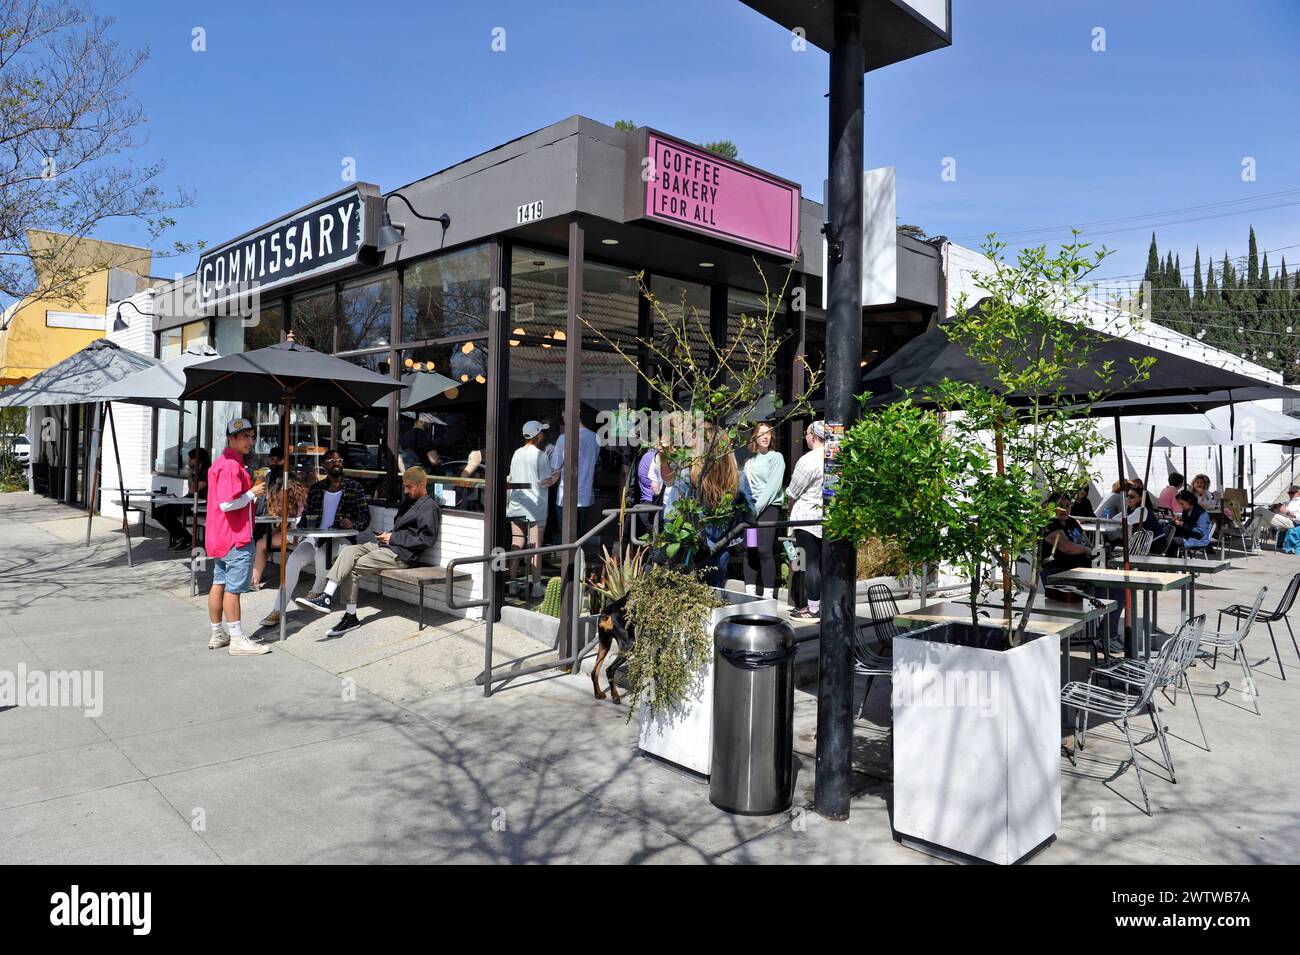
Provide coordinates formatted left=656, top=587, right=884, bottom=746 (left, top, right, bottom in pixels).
left=326, top=612, right=360, bottom=637
left=296, top=592, right=332, bottom=614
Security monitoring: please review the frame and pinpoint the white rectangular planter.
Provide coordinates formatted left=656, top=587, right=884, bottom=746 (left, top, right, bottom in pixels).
left=638, top=591, right=778, bottom=777
left=892, top=623, right=1061, bottom=865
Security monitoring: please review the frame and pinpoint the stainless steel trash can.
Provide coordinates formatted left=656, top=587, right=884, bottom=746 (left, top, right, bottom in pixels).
left=710, top=614, right=798, bottom=815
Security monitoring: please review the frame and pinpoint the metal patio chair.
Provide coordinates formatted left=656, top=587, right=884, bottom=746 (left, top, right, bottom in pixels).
left=1090, top=615, right=1209, bottom=757
left=1062, top=632, right=1185, bottom=816
left=1218, top=574, right=1299, bottom=682
left=1202, top=586, right=1268, bottom=714
left=853, top=584, right=898, bottom=715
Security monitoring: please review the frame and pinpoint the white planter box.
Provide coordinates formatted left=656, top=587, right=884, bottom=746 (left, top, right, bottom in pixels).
left=638, top=591, right=778, bottom=777
left=892, top=623, right=1061, bottom=865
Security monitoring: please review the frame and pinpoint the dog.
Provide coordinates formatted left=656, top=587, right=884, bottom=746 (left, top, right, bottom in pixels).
left=593, top=596, right=635, bottom=703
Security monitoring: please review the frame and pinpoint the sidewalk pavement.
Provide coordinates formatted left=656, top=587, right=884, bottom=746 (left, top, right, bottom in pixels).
left=1, top=492, right=1297, bottom=863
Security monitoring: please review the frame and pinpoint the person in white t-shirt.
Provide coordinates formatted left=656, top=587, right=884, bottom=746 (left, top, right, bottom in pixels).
left=507, top=421, right=560, bottom=597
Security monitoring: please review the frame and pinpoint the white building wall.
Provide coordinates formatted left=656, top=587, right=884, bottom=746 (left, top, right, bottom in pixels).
left=100, top=289, right=160, bottom=521
left=944, top=241, right=1289, bottom=505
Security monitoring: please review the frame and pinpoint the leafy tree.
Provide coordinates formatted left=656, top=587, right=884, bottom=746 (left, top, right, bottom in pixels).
left=0, top=0, right=196, bottom=309
left=832, top=235, right=1152, bottom=642
left=700, top=140, right=739, bottom=161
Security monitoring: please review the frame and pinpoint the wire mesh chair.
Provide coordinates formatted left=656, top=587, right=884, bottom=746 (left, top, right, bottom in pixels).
left=1089, top=615, right=1208, bottom=760
left=1129, top=527, right=1155, bottom=558
left=1202, top=585, right=1267, bottom=715
left=1218, top=573, right=1300, bottom=682
left=853, top=584, right=898, bottom=715
left=1062, top=631, right=1187, bottom=815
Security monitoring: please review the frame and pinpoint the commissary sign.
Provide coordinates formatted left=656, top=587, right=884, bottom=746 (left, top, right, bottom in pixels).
left=196, top=184, right=381, bottom=309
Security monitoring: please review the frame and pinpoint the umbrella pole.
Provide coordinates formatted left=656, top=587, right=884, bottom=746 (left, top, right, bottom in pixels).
left=1142, top=425, right=1155, bottom=508
left=280, top=396, right=290, bottom=647
left=106, top=403, right=133, bottom=568
left=1183, top=448, right=1188, bottom=485
left=85, top=401, right=102, bottom=547
left=1114, top=415, right=1133, bottom=655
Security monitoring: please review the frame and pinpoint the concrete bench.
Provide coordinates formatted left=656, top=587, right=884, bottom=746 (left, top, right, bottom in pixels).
left=376, top=565, right=472, bottom=629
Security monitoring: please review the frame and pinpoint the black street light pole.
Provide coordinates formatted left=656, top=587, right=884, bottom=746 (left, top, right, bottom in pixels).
left=816, top=0, right=865, bottom=820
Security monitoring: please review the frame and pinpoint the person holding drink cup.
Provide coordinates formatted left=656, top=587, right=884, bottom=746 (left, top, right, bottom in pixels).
left=204, top=418, right=270, bottom=655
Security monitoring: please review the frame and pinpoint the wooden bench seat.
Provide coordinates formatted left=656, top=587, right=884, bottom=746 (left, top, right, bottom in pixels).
left=377, top=565, right=472, bottom=629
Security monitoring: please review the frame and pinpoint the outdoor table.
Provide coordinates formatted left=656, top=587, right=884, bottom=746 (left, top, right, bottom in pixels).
left=111, top=492, right=206, bottom=565
left=1046, top=568, right=1190, bottom=662
left=1074, top=515, right=1123, bottom=548
left=284, top=526, right=359, bottom=569
left=1105, top=553, right=1231, bottom=627
left=895, top=601, right=1085, bottom=733
left=977, top=591, right=1119, bottom=672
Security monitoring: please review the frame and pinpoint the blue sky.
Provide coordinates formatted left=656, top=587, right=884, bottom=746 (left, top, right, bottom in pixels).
left=92, top=0, right=1300, bottom=291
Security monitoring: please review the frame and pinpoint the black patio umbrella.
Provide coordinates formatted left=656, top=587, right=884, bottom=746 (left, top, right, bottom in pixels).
left=861, top=320, right=1299, bottom=413
left=181, top=335, right=404, bottom=645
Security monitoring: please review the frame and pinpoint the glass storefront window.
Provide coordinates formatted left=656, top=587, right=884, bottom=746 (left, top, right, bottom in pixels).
left=339, top=274, right=393, bottom=354
left=154, top=329, right=183, bottom=471
left=398, top=339, right=489, bottom=511
left=402, top=244, right=491, bottom=343
left=650, top=275, right=712, bottom=392
left=291, top=287, right=335, bottom=352
left=510, top=249, right=567, bottom=347
left=726, top=288, right=781, bottom=393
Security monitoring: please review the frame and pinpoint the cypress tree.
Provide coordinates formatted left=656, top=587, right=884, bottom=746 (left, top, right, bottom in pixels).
left=1247, top=226, right=1260, bottom=290
left=1192, top=247, right=1204, bottom=304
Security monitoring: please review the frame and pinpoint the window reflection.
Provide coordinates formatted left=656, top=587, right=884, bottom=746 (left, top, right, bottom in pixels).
left=339, top=274, right=392, bottom=353
left=402, top=244, right=491, bottom=343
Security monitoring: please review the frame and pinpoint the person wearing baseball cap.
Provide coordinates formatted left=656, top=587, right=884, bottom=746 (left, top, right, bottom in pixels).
left=506, top=421, right=558, bottom=598
left=204, top=418, right=269, bottom=654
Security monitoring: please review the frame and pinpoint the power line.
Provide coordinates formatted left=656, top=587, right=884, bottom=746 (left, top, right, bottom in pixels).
left=950, top=186, right=1300, bottom=242
left=1092, top=242, right=1300, bottom=282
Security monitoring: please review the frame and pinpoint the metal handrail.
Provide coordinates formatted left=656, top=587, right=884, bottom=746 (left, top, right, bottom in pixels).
left=446, top=504, right=663, bottom=696
left=447, top=502, right=828, bottom=698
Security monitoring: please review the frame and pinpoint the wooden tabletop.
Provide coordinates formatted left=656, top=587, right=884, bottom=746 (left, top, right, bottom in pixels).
left=1047, top=567, right=1191, bottom=591
left=895, top=601, right=1085, bottom=638
left=1107, top=554, right=1232, bottom=574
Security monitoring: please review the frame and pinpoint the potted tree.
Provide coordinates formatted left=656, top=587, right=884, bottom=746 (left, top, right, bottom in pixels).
left=584, top=263, right=819, bottom=775
left=828, top=236, right=1151, bottom=863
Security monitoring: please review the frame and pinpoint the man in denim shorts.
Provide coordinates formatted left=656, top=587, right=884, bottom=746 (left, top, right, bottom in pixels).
left=205, top=419, right=269, bottom=655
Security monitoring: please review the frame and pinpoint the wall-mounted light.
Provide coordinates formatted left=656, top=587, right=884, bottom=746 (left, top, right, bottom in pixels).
left=698, top=262, right=715, bottom=268
left=112, top=299, right=150, bottom=332
left=377, top=192, right=451, bottom=251
left=601, top=238, right=619, bottom=246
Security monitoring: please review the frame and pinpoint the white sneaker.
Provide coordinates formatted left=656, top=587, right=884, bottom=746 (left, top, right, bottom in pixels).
left=208, top=630, right=230, bottom=650
left=228, top=634, right=271, bottom=656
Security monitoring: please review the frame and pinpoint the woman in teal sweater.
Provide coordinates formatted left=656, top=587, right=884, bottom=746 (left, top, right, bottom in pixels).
left=741, top=422, right=786, bottom=597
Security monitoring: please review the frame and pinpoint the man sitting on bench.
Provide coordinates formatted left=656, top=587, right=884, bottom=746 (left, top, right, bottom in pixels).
left=297, top=467, right=440, bottom=636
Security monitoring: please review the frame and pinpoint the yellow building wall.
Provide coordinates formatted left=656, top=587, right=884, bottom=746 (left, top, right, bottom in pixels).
left=0, top=233, right=152, bottom=385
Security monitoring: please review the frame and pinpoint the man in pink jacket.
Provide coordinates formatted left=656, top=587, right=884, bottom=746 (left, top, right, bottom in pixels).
left=205, top=418, right=269, bottom=655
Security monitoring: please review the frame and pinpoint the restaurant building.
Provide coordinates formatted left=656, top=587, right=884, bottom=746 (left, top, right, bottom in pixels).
left=103, top=115, right=944, bottom=616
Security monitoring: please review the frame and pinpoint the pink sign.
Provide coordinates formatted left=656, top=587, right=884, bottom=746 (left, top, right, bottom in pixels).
left=643, top=133, right=800, bottom=257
